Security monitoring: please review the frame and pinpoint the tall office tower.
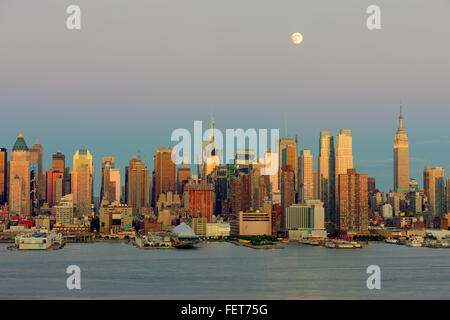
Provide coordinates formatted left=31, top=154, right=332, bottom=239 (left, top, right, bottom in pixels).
left=335, top=129, right=353, bottom=225
left=45, top=152, right=65, bottom=207
left=299, top=149, right=314, bottom=202
left=337, top=168, right=368, bottom=233
left=100, top=157, right=120, bottom=203
left=200, top=116, right=218, bottom=181
left=63, top=167, right=71, bottom=195
left=177, top=155, right=191, bottom=195
left=184, top=182, right=214, bottom=222
left=393, top=106, right=410, bottom=192
left=0, top=148, right=7, bottom=204
left=71, top=147, right=94, bottom=217
left=335, top=129, right=354, bottom=176
left=279, top=137, right=298, bottom=192
left=388, top=192, right=400, bottom=215
left=424, top=166, right=445, bottom=219
left=249, top=169, right=270, bottom=211
left=52, top=152, right=65, bottom=172
left=154, top=148, right=176, bottom=200
left=280, top=164, right=295, bottom=232
left=231, top=173, right=251, bottom=214
left=45, top=169, right=64, bottom=207
left=446, top=177, right=450, bottom=214
left=234, top=149, right=256, bottom=173
left=318, top=131, right=335, bottom=224
left=29, top=141, right=44, bottom=202
left=9, top=134, right=31, bottom=218
left=409, top=191, right=422, bottom=215
left=53, top=152, right=70, bottom=195
left=313, top=170, right=319, bottom=200
left=214, top=165, right=228, bottom=215
left=125, top=156, right=150, bottom=212
left=368, top=177, right=376, bottom=195
left=262, top=151, right=279, bottom=191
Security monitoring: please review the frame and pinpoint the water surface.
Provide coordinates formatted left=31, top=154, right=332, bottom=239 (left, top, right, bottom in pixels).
left=0, top=242, right=448, bottom=299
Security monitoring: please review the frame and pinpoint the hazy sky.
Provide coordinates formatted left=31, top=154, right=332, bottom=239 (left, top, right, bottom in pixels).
left=1, top=0, right=449, bottom=193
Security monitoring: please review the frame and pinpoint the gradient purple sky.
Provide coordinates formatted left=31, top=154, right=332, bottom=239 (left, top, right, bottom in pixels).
left=1, top=0, right=449, bottom=193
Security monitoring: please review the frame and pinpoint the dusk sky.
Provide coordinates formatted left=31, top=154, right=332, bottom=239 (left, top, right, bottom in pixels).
left=1, top=0, right=449, bottom=193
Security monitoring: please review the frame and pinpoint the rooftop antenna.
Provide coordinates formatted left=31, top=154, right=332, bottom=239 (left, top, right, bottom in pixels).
left=211, top=112, right=215, bottom=140
left=137, top=150, right=142, bottom=160
left=284, top=113, right=288, bottom=137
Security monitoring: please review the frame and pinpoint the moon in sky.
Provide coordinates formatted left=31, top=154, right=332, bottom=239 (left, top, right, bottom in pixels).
left=291, top=32, right=303, bottom=44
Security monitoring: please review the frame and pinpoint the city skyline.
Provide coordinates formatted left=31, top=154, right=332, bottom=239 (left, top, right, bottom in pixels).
left=0, top=107, right=446, bottom=195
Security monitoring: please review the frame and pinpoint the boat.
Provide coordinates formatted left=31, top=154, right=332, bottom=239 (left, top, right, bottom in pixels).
left=406, top=236, right=423, bottom=247
left=336, top=243, right=354, bottom=249
left=324, top=241, right=336, bottom=248
left=325, top=240, right=363, bottom=249
left=386, top=239, right=399, bottom=244
left=350, top=241, right=362, bottom=248
left=10, top=230, right=63, bottom=250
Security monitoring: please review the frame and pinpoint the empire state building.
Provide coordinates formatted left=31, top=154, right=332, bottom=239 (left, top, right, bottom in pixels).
left=393, top=106, right=410, bottom=192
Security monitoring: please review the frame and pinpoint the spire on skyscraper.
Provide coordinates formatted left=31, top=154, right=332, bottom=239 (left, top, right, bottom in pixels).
left=398, top=105, right=404, bottom=131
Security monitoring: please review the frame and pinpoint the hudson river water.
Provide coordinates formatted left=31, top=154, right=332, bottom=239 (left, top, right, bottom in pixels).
left=0, top=242, right=449, bottom=299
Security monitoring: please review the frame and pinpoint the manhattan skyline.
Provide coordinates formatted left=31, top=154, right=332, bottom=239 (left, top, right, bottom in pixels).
left=1, top=0, right=449, bottom=192
left=0, top=108, right=445, bottom=194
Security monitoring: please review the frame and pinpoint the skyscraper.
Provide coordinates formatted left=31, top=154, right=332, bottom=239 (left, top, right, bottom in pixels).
left=214, top=165, right=228, bottom=215
left=9, top=133, right=31, bottom=218
left=52, top=152, right=71, bottom=195
left=335, top=129, right=353, bottom=226
left=337, top=168, right=368, bottom=233
left=52, top=152, right=65, bottom=172
left=177, top=155, right=191, bottom=195
left=424, top=166, right=445, bottom=219
left=335, top=129, right=354, bottom=177
left=0, top=148, right=7, bottom=204
left=45, top=170, right=64, bottom=206
left=280, top=164, right=295, bottom=232
left=279, top=137, right=298, bottom=192
left=184, top=182, right=214, bottom=222
left=318, top=131, right=335, bottom=224
left=125, top=156, right=150, bottom=212
left=71, top=147, right=94, bottom=216
left=29, top=141, right=44, bottom=202
left=200, top=115, right=218, bottom=181
left=154, top=148, right=176, bottom=199
left=393, top=106, right=410, bottom=192
left=231, top=172, right=251, bottom=214
left=299, top=149, right=314, bottom=202
left=446, top=177, right=450, bottom=214
left=101, top=157, right=120, bottom=203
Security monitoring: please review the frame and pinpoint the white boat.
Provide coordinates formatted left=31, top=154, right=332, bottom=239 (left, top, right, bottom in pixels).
left=386, top=239, right=399, bottom=244
left=406, top=236, right=423, bottom=247
left=13, top=230, right=63, bottom=250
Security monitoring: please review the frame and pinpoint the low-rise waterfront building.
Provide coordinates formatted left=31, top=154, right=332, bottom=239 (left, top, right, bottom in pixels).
left=230, top=211, right=271, bottom=237
left=206, top=222, right=231, bottom=237
left=286, top=200, right=327, bottom=240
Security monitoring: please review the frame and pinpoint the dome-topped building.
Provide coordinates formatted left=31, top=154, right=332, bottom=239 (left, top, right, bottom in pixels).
left=171, top=223, right=199, bottom=248
left=172, top=222, right=197, bottom=239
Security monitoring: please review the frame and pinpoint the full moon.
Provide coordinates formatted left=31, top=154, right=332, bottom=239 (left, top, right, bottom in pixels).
left=291, top=32, right=303, bottom=44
